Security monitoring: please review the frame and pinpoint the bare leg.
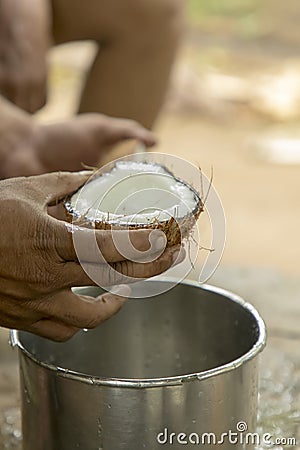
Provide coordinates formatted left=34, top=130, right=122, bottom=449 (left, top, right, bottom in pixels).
left=51, top=0, right=184, bottom=128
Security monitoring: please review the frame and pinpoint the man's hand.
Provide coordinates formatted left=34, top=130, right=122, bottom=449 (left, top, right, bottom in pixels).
left=0, top=0, right=51, bottom=113
left=33, top=114, right=156, bottom=172
left=0, top=110, right=156, bottom=179
left=0, top=171, right=183, bottom=341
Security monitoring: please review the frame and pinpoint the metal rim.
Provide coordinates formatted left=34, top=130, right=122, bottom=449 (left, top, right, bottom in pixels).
left=11, top=279, right=267, bottom=388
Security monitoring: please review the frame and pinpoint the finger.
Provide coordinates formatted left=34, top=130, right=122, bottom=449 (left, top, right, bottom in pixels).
left=48, top=203, right=68, bottom=221
left=34, top=285, right=130, bottom=330
left=28, top=170, right=93, bottom=206
left=55, top=225, right=167, bottom=263
left=61, top=246, right=185, bottom=287
left=28, top=319, right=79, bottom=342
left=110, top=245, right=185, bottom=281
left=103, top=118, right=156, bottom=147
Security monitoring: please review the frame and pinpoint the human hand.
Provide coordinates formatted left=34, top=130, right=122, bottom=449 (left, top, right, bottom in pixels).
left=33, top=114, right=156, bottom=172
left=0, top=171, right=182, bottom=341
left=0, top=113, right=156, bottom=178
left=0, top=0, right=51, bottom=113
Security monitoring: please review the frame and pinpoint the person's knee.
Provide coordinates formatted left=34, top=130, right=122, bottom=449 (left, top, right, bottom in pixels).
left=146, top=0, right=184, bottom=23
left=119, top=0, right=184, bottom=42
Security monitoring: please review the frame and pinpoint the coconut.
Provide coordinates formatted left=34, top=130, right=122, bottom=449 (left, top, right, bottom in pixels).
left=65, top=161, right=203, bottom=246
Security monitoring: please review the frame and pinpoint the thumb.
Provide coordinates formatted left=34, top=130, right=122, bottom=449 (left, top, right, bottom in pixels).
left=28, top=170, right=94, bottom=207
left=29, top=285, right=132, bottom=341
left=97, top=117, right=157, bottom=148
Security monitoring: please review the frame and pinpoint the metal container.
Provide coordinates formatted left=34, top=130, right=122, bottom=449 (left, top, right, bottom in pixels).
left=11, top=280, right=266, bottom=450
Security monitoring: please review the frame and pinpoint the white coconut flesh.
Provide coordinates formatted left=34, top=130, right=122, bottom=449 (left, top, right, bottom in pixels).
left=69, top=162, right=201, bottom=226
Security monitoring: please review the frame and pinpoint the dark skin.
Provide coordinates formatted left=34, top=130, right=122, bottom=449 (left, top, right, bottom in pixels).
left=0, top=0, right=183, bottom=126
left=0, top=0, right=184, bottom=341
left=0, top=0, right=182, bottom=177
left=0, top=171, right=184, bottom=341
left=0, top=97, right=156, bottom=179
left=0, top=0, right=51, bottom=112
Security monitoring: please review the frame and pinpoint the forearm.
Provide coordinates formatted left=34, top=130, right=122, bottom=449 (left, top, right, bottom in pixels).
left=0, top=0, right=52, bottom=31
left=0, top=96, right=34, bottom=179
left=0, top=0, right=52, bottom=59
left=0, top=0, right=52, bottom=112
left=19, top=0, right=53, bottom=45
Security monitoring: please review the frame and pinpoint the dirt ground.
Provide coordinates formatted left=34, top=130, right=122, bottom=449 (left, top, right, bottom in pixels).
left=156, top=113, right=300, bottom=275
left=0, top=5, right=300, bottom=446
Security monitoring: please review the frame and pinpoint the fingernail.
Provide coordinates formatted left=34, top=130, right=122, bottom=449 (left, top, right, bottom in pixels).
left=154, top=236, right=167, bottom=252
left=149, top=230, right=167, bottom=253
left=110, top=284, right=131, bottom=298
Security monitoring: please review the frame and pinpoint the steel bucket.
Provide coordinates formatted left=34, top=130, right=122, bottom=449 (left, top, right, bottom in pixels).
left=11, top=279, right=266, bottom=450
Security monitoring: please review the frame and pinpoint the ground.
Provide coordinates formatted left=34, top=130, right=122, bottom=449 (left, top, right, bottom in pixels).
left=0, top=1, right=300, bottom=447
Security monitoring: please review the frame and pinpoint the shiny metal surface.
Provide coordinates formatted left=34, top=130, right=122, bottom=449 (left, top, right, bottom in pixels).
left=13, top=279, right=266, bottom=450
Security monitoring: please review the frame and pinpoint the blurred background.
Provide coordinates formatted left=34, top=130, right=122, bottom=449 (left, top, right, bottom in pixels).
left=1, top=0, right=300, bottom=448
left=38, top=0, right=300, bottom=276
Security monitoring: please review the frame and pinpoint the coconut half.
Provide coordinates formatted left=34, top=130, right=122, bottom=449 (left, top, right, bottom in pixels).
left=65, top=161, right=203, bottom=246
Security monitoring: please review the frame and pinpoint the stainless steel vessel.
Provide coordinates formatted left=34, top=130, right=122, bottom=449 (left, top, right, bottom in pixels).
left=12, top=280, right=266, bottom=450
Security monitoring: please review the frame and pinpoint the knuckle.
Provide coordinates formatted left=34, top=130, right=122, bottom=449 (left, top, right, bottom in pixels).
left=29, top=259, right=62, bottom=294
left=107, top=267, right=120, bottom=285
left=112, top=261, right=129, bottom=280
left=34, top=218, right=56, bottom=252
left=105, top=264, right=116, bottom=283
